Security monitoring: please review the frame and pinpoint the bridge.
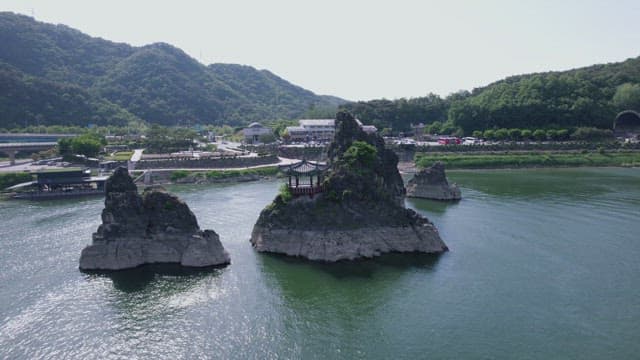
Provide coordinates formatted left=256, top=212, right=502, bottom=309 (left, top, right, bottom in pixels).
left=0, top=133, right=75, bottom=143
left=0, top=142, right=58, bottom=165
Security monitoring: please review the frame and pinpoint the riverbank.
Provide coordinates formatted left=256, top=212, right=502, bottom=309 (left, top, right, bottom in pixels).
left=415, top=150, right=640, bottom=169
left=141, top=166, right=281, bottom=185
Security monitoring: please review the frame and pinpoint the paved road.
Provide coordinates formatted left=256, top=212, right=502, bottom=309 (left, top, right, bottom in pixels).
left=216, top=141, right=245, bottom=154
left=0, top=157, right=308, bottom=174
left=138, top=157, right=301, bottom=172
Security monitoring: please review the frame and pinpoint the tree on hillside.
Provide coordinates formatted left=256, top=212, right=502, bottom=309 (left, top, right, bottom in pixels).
left=440, top=122, right=458, bottom=135
left=58, top=138, right=72, bottom=156
left=494, top=128, right=508, bottom=141
left=508, top=128, right=522, bottom=141
left=426, top=121, right=442, bottom=134
left=613, top=83, right=640, bottom=112
left=259, top=132, right=277, bottom=144
left=570, top=127, right=613, bottom=141
left=58, top=133, right=104, bottom=157
left=556, top=129, right=569, bottom=140
left=72, top=137, right=102, bottom=157
left=483, top=129, right=495, bottom=140
left=533, top=129, right=546, bottom=141
left=342, top=141, right=377, bottom=170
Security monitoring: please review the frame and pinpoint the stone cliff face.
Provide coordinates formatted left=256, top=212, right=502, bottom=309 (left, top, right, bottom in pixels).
left=406, top=162, right=461, bottom=201
left=250, top=111, right=448, bottom=261
left=79, top=167, right=230, bottom=270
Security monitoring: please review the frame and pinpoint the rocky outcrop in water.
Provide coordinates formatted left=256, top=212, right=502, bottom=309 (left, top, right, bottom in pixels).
left=79, top=167, right=230, bottom=271
left=250, top=111, right=447, bottom=261
left=406, top=162, right=461, bottom=200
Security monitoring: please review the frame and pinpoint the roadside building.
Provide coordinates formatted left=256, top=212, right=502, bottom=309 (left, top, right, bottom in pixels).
left=286, top=119, right=336, bottom=142
left=243, top=122, right=272, bottom=144
left=286, top=118, right=377, bottom=142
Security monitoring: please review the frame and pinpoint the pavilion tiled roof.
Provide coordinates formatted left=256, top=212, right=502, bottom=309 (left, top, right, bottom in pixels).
left=278, top=159, right=328, bottom=176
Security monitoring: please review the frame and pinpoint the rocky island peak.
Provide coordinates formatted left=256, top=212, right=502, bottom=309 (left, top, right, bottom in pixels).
left=250, top=111, right=448, bottom=261
left=79, top=167, right=230, bottom=270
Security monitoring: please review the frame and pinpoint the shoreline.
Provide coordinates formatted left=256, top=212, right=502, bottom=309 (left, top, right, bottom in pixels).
left=412, top=151, right=640, bottom=171
left=2, top=159, right=638, bottom=197
left=399, top=162, right=639, bottom=174
left=134, top=166, right=281, bottom=186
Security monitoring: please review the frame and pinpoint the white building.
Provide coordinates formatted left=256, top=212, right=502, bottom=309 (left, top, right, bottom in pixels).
left=286, top=118, right=377, bottom=142
left=357, top=119, right=378, bottom=135
left=243, top=122, right=273, bottom=143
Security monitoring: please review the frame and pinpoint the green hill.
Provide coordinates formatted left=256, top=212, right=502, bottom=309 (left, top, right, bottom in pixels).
left=0, top=12, right=345, bottom=128
left=342, top=57, right=640, bottom=133
left=0, top=62, right=138, bottom=128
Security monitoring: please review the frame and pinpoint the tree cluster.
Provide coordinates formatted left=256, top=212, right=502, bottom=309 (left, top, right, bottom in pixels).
left=471, top=127, right=612, bottom=141
left=136, top=125, right=198, bottom=153
left=340, top=57, right=640, bottom=135
left=340, top=93, right=452, bottom=132
left=58, top=133, right=105, bottom=158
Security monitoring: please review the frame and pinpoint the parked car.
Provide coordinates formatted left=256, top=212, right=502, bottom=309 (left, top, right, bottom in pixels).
left=462, top=137, right=483, bottom=145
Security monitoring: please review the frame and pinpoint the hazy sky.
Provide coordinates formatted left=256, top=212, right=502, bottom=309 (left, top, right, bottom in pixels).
left=3, top=0, right=640, bottom=101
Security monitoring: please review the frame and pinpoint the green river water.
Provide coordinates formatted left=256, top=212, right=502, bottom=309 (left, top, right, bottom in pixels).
left=1, top=168, right=639, bottom=359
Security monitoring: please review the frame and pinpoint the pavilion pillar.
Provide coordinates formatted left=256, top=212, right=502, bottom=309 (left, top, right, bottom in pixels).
left=310, top=175, right=313, bottom=187
left=288, top=176, right=292, bottom=187
left=295, top=176, right=299, bottom=187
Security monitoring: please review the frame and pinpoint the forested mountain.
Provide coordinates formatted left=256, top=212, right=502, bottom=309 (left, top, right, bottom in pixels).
left=0, top=12, right=345, bottom=128
left=0, top=62, right=138, bottom=128
left=207, top=63, right=345, bottom=121
left=342, top=57, right=640, bottom=134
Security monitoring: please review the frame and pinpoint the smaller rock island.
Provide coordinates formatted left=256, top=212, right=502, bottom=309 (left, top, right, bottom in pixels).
left=79, top=167, right=230, bottom=271
left=406, top=162, right=461, bottom=201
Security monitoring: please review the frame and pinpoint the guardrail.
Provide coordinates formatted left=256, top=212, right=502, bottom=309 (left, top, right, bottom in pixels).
left=290, top=184, right=325, bottom=197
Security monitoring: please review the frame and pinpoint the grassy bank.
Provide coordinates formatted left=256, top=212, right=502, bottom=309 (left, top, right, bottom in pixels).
left=171, top=166, right=279, bottom=182
left=106, top=151, right=133, bottom=161
left=204, top=166, right=279, bottom=179
left=415, top=151, right=640, bottom=169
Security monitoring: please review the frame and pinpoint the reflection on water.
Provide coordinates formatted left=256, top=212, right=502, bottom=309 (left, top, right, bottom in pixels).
left=256, top=251, right=446, bottom=358
left=447, top=167, right=640, bottom=200
left=85, top=263, right=226, bottom=293
left=406, top=196, right=461, bottom=215
left=260, top=251, right=442, bottom=280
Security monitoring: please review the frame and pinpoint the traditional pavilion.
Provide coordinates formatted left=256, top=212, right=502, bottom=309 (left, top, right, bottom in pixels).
left=278, top=159, right=328, bottom=196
